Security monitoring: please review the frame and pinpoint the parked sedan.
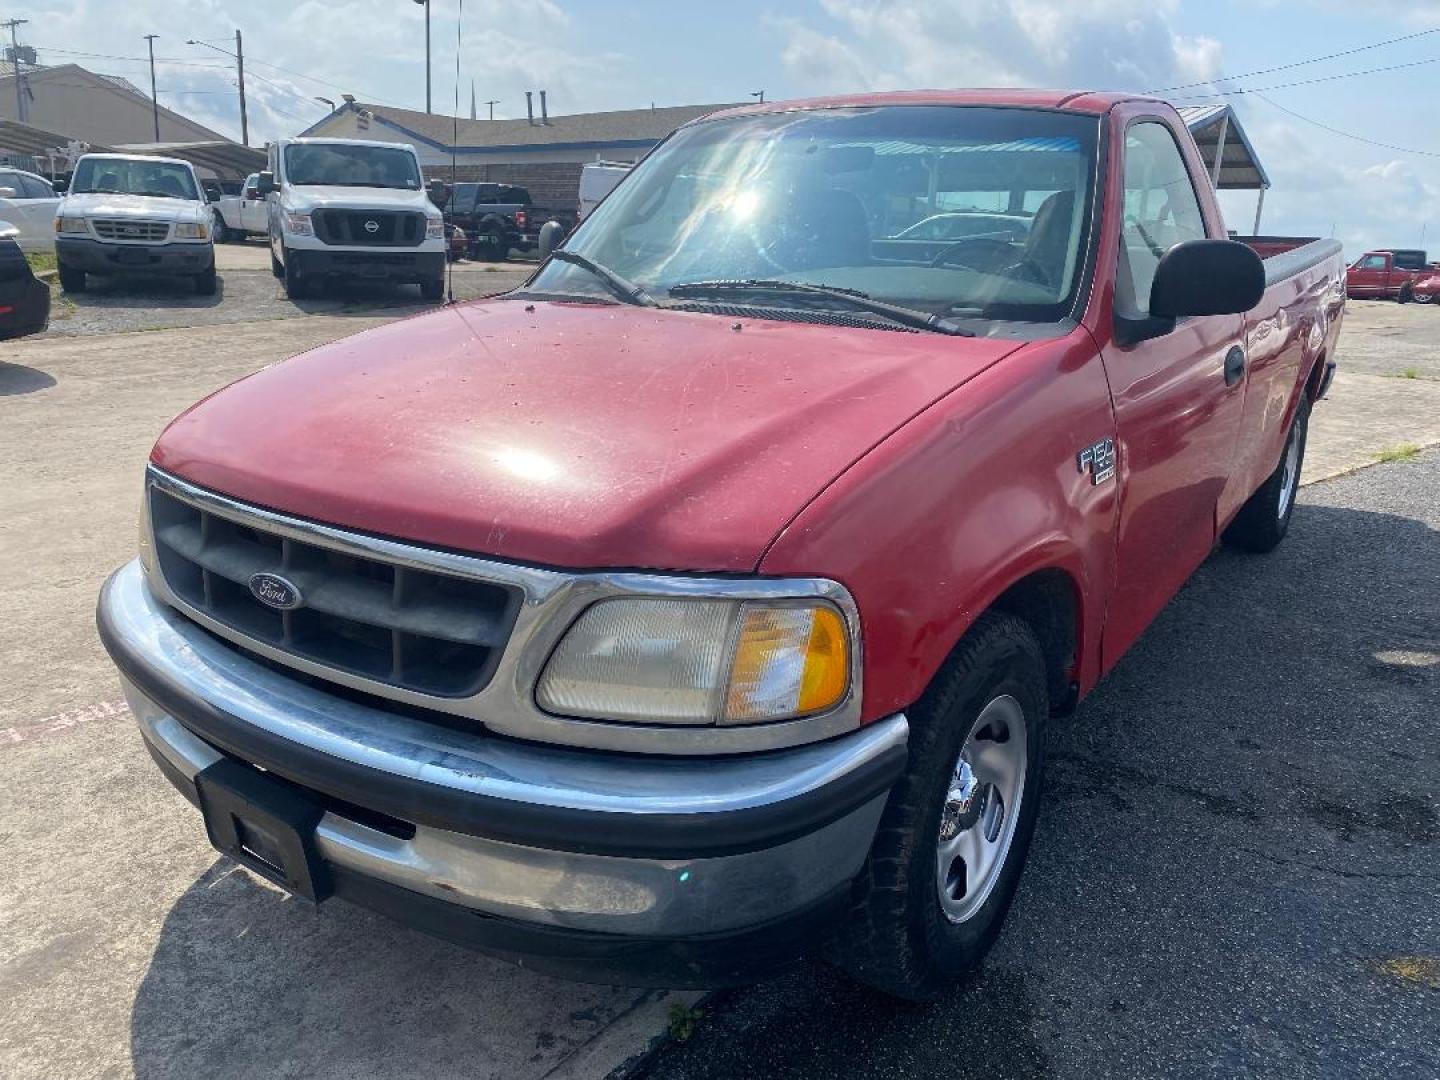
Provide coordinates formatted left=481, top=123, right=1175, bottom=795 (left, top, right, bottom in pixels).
left=0, top=224, right=51, bottom=339
left=0, top=167, right=62, bottom=253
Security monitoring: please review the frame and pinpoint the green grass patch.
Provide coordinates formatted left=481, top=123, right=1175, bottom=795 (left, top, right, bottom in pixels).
left=1375, top=442, right=1421, bottom=464
left=666, top=1002, right=704, bottom=1043
left=25, top=251, right=57, bottom=274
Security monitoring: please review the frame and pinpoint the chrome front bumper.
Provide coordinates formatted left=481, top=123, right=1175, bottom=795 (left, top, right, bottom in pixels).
left=99, top=560, right=907, bottom=980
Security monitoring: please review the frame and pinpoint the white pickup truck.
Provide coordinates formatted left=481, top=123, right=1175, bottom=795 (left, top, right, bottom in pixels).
left=54, top=153, right=216, bottom=295
left=260, top=138, right=448, bottom=301
left=212, top=172, right=268, bottom=243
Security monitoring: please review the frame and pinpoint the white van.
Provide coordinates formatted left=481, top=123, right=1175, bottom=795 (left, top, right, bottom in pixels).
left=260, top=138, right=447, bottom=301
left=578, top=161, right=632, bottom=221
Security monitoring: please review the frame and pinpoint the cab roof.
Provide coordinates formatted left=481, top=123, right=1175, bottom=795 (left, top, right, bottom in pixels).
left=701, top=89, right=1158, bottom=123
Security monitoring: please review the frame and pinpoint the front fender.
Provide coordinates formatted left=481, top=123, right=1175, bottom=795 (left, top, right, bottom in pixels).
left=759, top=331, right=1117, bottom=721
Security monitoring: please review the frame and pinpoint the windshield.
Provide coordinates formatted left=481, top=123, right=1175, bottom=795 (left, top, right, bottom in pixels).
left=529, top=106, right=1100, bottom=324
left=284, top=144, right=421, bottom=189
left=71, top=158, right=200, bottom=200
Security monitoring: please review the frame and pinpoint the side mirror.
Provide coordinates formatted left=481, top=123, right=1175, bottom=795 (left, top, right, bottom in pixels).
left=0, top=186, right=16, bottom=199
left=255, top=171, right=277, bottom=196
left=1117, top=239, right=1266, bottom=346
left=52, top=178, right=68, bottom=193
left=426, top=178, right=450, bottom=207
left=537, top=219, right=566, bottom=260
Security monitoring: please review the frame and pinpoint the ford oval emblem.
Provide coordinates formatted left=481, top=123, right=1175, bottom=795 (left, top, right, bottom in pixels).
left=364, top=219, right=380, bottom=233
left=248, top=572, right=303, bottom=610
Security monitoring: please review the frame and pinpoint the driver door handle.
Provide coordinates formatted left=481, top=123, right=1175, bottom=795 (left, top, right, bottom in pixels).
left=1224, top=346, right=1246, bottom=387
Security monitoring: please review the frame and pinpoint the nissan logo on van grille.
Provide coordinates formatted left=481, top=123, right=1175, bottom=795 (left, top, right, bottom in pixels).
left=364, top=219, right=380, bottom=234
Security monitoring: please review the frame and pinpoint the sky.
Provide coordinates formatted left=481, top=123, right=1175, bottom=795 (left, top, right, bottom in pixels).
left=11, top=0, right=1440, bottom=255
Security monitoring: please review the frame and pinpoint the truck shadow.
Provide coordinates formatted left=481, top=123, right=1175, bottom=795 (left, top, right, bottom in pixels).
left=126, top=487, right=1439, bottom=1079
left=127, top=860, right=660, bottom=1080
left=62, top=275, right=226, bottom=310
left=0, top=361, right=57, bottom=396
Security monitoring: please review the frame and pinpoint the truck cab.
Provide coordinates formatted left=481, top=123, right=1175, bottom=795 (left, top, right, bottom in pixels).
left=260, top=138, right=447, bottom=301
left=53, top=153, right=216, bottom=295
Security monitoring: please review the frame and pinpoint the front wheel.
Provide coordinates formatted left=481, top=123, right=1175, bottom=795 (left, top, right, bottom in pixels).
left=212, top=214, right=231, bottom=243
left=282, top=247, right=310, bottom=300
left=57, top=264, right=86, bottom=293
left=193, top=267, right=218, bottom=296
left=828, top=612, right=1048, bottom=1000
left=1223, top=394, right=1310, bottom=552
left=420, top=275, right=445, bottom=302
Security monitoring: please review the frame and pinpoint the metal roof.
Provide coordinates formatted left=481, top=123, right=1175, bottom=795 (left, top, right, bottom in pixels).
left=1177, top=103, right=1269, bottom=190
left=111, top=141, right=267, bottom=179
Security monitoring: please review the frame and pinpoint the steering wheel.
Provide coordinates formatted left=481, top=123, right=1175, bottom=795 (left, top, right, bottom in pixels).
left=929, top=236, right=1018, bottom=271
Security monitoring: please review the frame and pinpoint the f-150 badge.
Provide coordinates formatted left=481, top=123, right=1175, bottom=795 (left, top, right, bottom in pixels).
left=1077, top=438, right=1116, bottom=485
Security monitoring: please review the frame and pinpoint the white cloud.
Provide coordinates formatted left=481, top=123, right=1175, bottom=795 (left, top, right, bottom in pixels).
left=774, top=0, right=1225, bottom=94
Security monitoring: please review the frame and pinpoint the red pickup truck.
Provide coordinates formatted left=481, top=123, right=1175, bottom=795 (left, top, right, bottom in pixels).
left=1346, top=248, right=1440, bottom=302
left=98, top=90, right=1345, bottom=999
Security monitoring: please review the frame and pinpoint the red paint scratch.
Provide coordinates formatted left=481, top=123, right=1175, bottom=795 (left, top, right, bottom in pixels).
left=1, top=700, right=129, bottom=748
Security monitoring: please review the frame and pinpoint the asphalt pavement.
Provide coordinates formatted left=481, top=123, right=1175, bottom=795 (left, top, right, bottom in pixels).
left=640, top=450, right=1440, bottom=1080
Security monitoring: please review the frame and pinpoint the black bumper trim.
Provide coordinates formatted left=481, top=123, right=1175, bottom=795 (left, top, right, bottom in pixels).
left=100, top=582, right=906, bottom=860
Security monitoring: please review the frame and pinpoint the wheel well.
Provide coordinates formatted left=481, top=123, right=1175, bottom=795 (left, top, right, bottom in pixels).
left=989, top=569, right=1080, bottom=715
left=1304, top=348, right=1328, bottom=401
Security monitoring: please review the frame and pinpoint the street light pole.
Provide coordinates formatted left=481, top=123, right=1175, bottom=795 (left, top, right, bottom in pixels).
left=3, top=19, right=28, bottom=124
left=413, top=0, right=431, bottom=113
left=186, top=35, right=248, bottom=146
left=143, top=34, right=160, bottom=141
left=234, top=29, right=248, bottom=147
left=485, top=99, right=498, bottom=120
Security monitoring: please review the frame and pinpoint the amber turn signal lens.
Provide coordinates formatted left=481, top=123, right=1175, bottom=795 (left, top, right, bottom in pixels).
left=723, top=604, right=850, bottom=724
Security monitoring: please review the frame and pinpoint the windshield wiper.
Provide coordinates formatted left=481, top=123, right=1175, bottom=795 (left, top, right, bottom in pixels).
left=665, top=279, right=974, bottom=336
left=549, top=249, right=657, bottom=307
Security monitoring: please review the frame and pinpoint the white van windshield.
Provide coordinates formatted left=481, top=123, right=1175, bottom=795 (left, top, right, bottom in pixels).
left=284, top=144, right=421, bottom=189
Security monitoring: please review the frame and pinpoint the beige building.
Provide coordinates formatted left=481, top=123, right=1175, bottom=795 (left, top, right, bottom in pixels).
left=0, top=63, right=230, bottom=147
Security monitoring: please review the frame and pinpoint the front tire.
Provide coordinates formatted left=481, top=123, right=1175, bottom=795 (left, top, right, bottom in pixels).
left=420, top=275, right=445, bottom=302
left=270, top=246, right=283, bottom=279
left=57, top=264, right=86, bottom=293
left=282, top=247, right=310, bottom=300
left=193, top=267, right=218, bottom=296
left=212, top=214, right=231, bottom=243
left=829, top=611, right=1048, bottom=1000
left=1223, top=394, right=1310, bottom=553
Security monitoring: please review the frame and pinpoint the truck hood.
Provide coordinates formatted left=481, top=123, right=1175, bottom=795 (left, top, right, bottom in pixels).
left=281, top=185, right=437, bottom=214
left=59, top=193, right=207, bottom=223
left=152, top=300, right=1024, bottom=572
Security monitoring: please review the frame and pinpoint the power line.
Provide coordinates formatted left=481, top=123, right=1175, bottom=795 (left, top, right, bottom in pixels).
left=1151, top=25, right=1440, bottom=93
left=1167, top=53, right=1440, bottom=99
left=1253, top=91, right=1440, bottom=159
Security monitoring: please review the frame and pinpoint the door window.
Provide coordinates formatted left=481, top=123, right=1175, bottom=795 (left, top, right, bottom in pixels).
left=19, top=174, right=53, bottom=198
left=1118, top=122, right=1208, bottom=317
left=1357, top=254, right=1387, bottom=270
left=0, top=171, right=20, bottom=196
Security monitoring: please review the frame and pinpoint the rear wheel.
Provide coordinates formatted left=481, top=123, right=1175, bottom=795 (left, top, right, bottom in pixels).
left=1223, top=395, right=1309, bottom=553
left=57, top=264, right=86, bottom=293
left=829, top=612, right=1048, bottom=1000
left=1398, top=282, right=1414, bottom=304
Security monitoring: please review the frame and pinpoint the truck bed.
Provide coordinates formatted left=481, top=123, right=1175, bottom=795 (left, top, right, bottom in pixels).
left=1240, top=236, right=1344, bottom=284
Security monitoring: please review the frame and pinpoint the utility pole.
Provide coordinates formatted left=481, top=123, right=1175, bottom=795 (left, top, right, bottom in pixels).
left=3, top=19, right=28, bottom=124
left=234, top=29, right=248, bottom=147
left=751, top=89, right=765, bottom=104
left=143, top=34, right=160, bottom=141
left=413, top=0, right=431, bottom=113
left=469, top=79, right=476, bottom=120
left=484, top=99, right=498, bottom=120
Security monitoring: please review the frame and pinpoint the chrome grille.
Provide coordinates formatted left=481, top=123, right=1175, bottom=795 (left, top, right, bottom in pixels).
left=149, top=485, right=521, bottom=698
left=91, top=218, right=170, bottom=242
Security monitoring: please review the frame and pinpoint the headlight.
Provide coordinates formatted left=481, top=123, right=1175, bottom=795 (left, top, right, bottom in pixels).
left=55, top=216, right=88, bottom=234
left=283, top=211, right=313, bottom=236
left=174, top=222, right=209, bottom=239
left=536, top=598, right=851, bottom=726
left=426, top=217, right=445, bottom=240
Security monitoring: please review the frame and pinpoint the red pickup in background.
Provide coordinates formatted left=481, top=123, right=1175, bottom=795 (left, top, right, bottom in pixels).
left=1346, top=248, right=1440, bottom=302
